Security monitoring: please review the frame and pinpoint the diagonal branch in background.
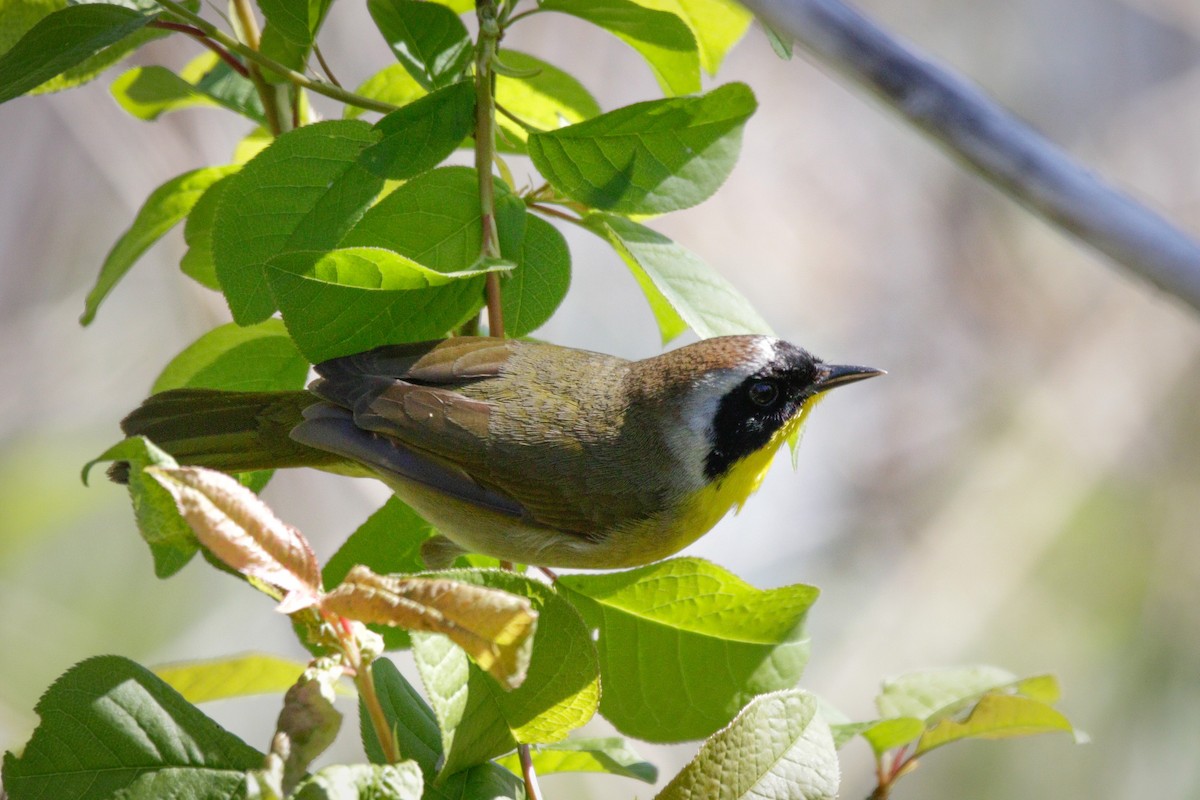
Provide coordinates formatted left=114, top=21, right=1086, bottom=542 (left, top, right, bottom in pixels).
left=741, top=0, right=1200, bottom=314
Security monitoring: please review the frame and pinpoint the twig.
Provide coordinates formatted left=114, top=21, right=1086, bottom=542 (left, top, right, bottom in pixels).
left=740, top=0, right=1200, bottom=313
left=336, top=615, right=401, bottom=764
left=226, top=0, right=289, bottom=135
left=153, top=0, right=399, bottom=115
left=495, top=100, right=537, bottom=133
left=528, top=202, right=583, bottom=225
left=313, top=42, right=342, bottom=88
left=146, top=21, right=249, bottom=77
left=518, top=743, right=544, bottom=800
left=475, top=0, right=506, bottom=338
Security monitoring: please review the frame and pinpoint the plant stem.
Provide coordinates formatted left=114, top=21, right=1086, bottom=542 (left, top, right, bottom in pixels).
left=337, top=615, right=401, bottom=764
left=313, top=42, right=342, bottom=88
left=146, top=21, right=249, bottom=77
left=494, top=100, right=537, bottom=133
left=226, top=0, right=290, bottom=135
left=356, top=660, right=400, bottom=764
left=474, top=0, right=505, bottom=338
left=527, top=202, right=583, bottom=225
left=518, top=742, right=544, bottom=800
left=153, top=0, right=399, bottom=115
left=504, top=8, right=541, bottom=26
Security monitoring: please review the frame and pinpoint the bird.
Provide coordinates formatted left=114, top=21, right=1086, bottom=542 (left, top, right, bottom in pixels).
left=115, top=335, right=881, bottom=569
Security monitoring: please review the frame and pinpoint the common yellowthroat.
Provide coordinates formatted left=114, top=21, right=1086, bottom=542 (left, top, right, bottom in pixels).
left=116, top=335, right=880, bottom=568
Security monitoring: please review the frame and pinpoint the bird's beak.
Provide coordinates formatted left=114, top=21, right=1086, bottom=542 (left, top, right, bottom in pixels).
left=814, top=363, right=885, bottom=393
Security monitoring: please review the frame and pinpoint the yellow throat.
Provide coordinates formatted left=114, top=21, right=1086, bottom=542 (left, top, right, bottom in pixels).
left=675, top=393, right=826, bottom=546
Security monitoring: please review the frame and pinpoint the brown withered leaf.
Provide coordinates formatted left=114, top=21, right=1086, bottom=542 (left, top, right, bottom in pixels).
left=322, top=565, right=538, bottom=689
left=147, top=465, right=321, bottom=611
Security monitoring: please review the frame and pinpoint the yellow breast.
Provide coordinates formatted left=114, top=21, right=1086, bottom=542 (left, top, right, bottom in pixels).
left=664, top=394, right=825, bottom=554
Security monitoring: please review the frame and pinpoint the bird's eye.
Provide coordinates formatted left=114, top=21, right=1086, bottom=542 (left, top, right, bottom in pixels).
left=747, top=380, right=779, bottom=407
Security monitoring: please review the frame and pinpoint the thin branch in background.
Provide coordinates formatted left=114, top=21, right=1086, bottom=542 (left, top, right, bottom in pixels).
left=147, top=21, right=249, bottom=77
left=739, top=0, right=1200, bottom=314
left=518, top=743, right=544, bottom=800
left=494, top=100, right=537, bottom=133
left=313, top=42, right=342, bottom=88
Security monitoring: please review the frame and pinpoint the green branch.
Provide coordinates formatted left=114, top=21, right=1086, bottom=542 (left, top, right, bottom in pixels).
left=475, top=0, right=505, bottom=338
left=153, top=0, right=399, bottom=116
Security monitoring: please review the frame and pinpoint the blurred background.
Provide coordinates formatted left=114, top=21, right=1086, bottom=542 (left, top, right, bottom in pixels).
left=3, top=0, right=1200, bottom=797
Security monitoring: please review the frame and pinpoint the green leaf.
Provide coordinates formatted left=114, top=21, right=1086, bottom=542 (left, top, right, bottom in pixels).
left=915, top=692, right=1076, bottom=756
left=184, top=52, right=262, bottom=118
left=654, top=690, right=839, bottom=800
left=0, top=3, right=154, bottom=104
left=362, top=659, right=528, bottom=800
left=539, top=0, right=699, bottom=96
left=630, top=0, right=751, bottom=75
left=828, top=720, right=880, bottom=750
left=343, top=166, right=499, bottom=261
left=876, top=665, right=1019, bottom=720
left=360, top=80, right=475, bottom=179
left=155, top=652, right=311, bottom=703
left=362, top=658, right=441, bottom=769
left=291, top=762, right=424, bottom=800
left=267, top=165, right=516, bottom=358
left=1015, top=673, right=1063, bottom=704
left=584, top=212, right=772, bottom=343
left=558, top=557, right=816, bottom=742
left=858, top=717, right=926, bottom=755
left=110, top=54, right=264, bottom=122
left=494, top=50, right=601, bottom=151
left=83, top=437, right=198, bottom=577
left=413, top=571, right=599, bottom=777
left=367, top=0, right=472, bottom=91
left=31, top=0, right=202, bottom=95
left=110, top=64, right=220, bottom=118
left=501, top=213, right=571, bottom=337
left=212, top=119, right=384, bottom=324
left=450, top=763, right=529, bottom=800
left=258, top=0, right=333, bottom=75
left=234, top=126, right=274, bottom=163
left=528, top=82, right=756, bottom=214
left=79, top=164, right=236, bottom=324
left=849, top=668, right=1081, bottom=757
left=267, top=246, right=510, bottom=363
left=1, top=655, right=261, bottom=798
left=180, top=171, right=236, bottom=290
left=0, top=0, right=60, bottom=56
left=344, top=63, right=426, bottom=120
left=152, top=318, right=308, bottom=393
left=324, top=498, right=437, bottom=587
left=259, top=0, right=331, bottom=50
left=496, top=737, right=657, bottom=784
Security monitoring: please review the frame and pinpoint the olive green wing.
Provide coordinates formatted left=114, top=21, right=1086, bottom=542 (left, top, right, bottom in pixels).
left=299, top=337, right=646, bottom=538
left=307, top=337, right=513, bottom=457
left=295, top=337, right=534, bottom=519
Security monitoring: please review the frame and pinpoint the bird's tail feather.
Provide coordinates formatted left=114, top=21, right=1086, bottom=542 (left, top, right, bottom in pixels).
left=111, top=388, right=340, bottom=481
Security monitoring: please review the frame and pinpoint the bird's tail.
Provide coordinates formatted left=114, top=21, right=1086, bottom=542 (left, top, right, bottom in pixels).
left=110, top=388, right=342, bottom=482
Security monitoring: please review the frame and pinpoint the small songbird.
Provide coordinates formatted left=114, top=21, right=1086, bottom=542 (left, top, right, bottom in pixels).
left=117, top=335, right=880, bottom=568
